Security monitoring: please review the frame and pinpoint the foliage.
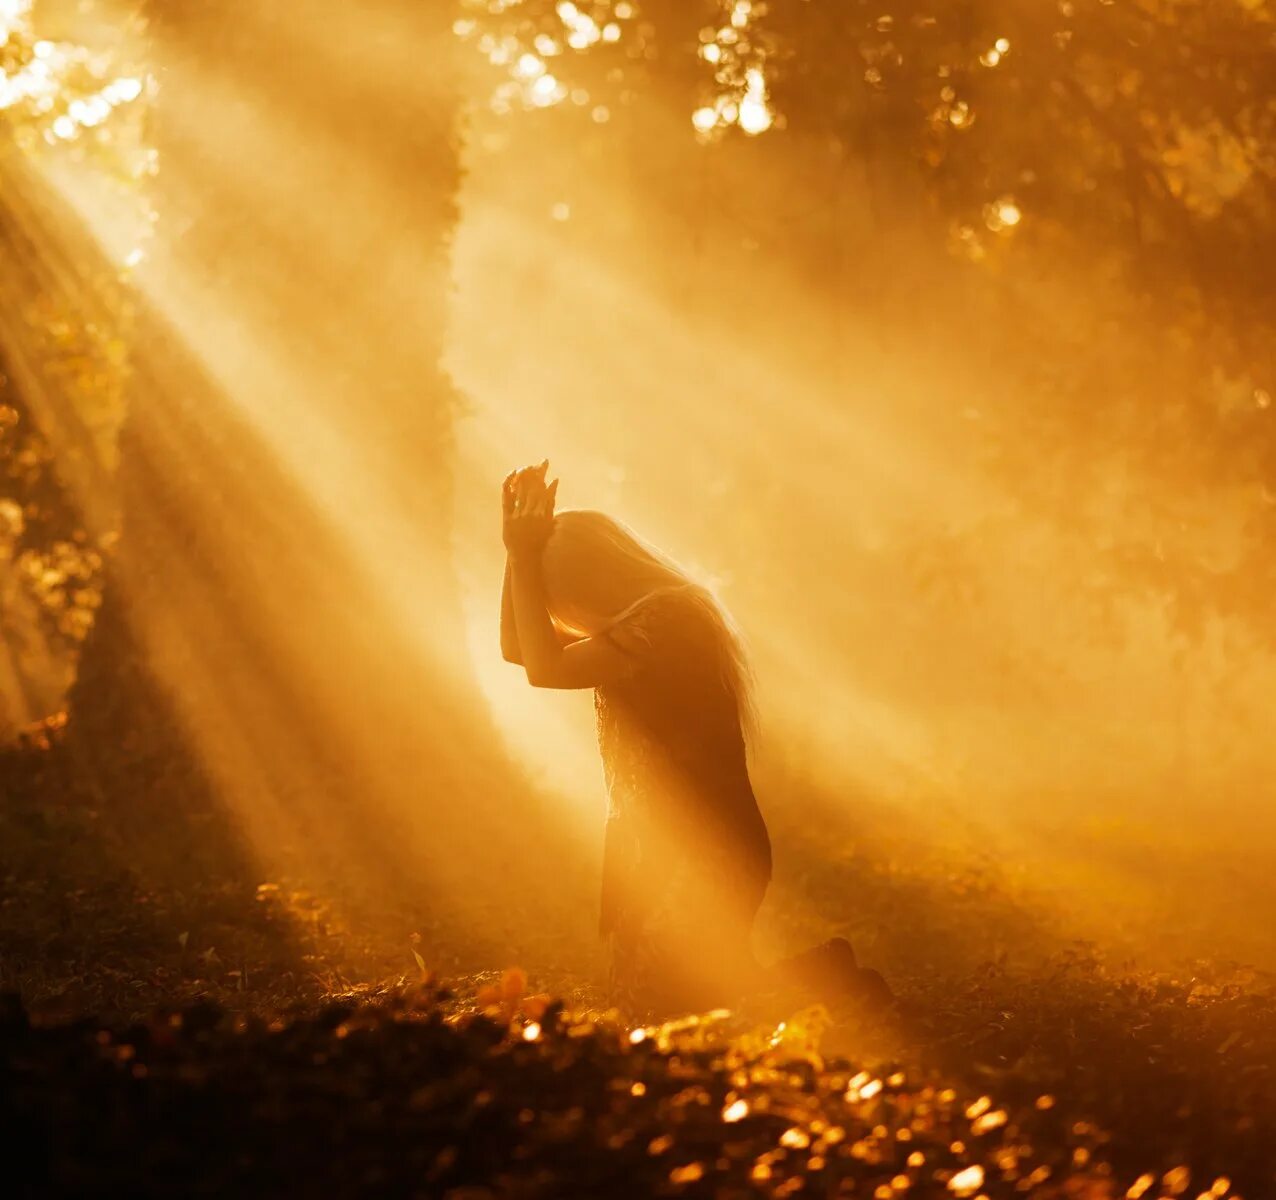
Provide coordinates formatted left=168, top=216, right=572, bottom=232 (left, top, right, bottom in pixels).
left=0, top=0, right=148, bottom=726
left=464, top=0, right=1276, bottom=650
left=2, top=973, right=1240, bottom=1199
left=3, top=730, right=1275, bottom=1197
left=0, top=358, right=103, bottom=656
left=2, top=10, right=1274, bottom=1193
left=465, top=0, right=1276, bottom=327
left=1, top=0, right=147, bottom=150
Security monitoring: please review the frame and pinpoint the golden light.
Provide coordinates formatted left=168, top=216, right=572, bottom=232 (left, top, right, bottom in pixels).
left=0, top=0, right=617, bottom=966
left=984, top=196, right=1023, bottom=231
left=2, top=0, right=1274, bottom=1031
left=515, top=52, right=544, bottom=80
left=948, top=1164, right=985, bottom=1197
left=691, top=105, right=718, bottom=133
left=447, top=43, right=1276, bottom=981
left=737, top=67, right=773, bottom=136
left=0, top=0, right=28, bottom=39
left=530, top=72, right=562, bottom=107
left=558, top=1, right=602, bottom=50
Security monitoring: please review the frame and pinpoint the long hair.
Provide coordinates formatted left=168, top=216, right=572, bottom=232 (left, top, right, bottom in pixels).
left=541, top=509, right=755, bottom=734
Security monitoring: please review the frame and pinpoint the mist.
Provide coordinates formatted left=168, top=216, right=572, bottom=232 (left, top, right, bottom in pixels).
left=449, top=88, right=1276, bottom=971
left=3, top=0, right=1274, bottom=985
left=7, top=4, right=1276, bottom=1193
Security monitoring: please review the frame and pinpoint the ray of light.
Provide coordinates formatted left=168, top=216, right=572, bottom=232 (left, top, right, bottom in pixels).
left=0, top=2, right=604, bottom=968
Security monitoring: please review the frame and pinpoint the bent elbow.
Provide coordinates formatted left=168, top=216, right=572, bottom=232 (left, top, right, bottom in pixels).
left=524, top=665, right=553, bottom=688
left=502, top=646, right=523, bottom=665
left=523, top=656, right=565, bottom=688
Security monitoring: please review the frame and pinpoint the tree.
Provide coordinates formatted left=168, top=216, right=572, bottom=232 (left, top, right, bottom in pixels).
left=468, top=0, right=1276, bottom=649
left=0, top=0, right=139, bottom=731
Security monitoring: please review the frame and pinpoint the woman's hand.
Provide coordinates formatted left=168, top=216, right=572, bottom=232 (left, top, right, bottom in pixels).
left=502, top=460, right=559, bottom=561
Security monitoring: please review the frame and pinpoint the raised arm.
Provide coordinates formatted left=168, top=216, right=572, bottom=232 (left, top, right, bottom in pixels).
left=502, top=553, right=586, bottom=664
left=500, top=556, right=523, bottom=664
left=507, top=554, right=633, bottom=689
left=501, top=464, right=634, bottom=690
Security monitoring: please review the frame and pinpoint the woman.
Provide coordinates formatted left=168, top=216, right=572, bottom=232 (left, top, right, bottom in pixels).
left=500, top=461, right=879, bottom=1015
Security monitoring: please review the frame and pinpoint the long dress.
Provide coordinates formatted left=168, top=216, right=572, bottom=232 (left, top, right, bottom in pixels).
left=593, top=590, right=772, bottom=1014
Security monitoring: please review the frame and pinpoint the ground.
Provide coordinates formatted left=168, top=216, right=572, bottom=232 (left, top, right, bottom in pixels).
left=2, top=729, right=1273, bottom=1198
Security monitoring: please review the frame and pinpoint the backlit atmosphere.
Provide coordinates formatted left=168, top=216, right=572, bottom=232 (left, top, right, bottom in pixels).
left=3, top=0, right=1275, bottom=1195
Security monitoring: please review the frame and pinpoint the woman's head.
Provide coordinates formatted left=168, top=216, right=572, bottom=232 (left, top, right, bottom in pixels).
left=541, top=509, right=755, bottom=729
left=540, top=509, right=683, bottom=635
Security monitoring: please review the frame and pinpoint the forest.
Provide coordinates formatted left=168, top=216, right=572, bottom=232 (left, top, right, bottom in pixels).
left=2, top=0, right=1276, bottom=1195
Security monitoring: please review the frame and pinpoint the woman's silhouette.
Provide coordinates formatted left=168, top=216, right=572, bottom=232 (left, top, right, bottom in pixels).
left=500, top=461, right=885, bottom=1015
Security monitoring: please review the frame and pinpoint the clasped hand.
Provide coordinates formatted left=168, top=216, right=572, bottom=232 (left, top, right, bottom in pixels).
left=502, top=459, right=559, bottom=560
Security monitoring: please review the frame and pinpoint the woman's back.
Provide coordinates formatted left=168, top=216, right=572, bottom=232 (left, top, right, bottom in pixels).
left=593, top=590, right=771, bottom=953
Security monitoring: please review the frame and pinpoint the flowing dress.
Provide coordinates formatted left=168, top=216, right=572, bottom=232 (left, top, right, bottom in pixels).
left=593, top=590, right=771, bottom=1014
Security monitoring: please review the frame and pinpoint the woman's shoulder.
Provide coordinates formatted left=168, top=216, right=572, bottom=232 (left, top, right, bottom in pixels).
left=604, top=587, right=698, bottom=657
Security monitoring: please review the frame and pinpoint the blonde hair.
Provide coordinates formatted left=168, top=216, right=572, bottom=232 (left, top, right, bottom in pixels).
left=541, top=509, right=755, bottom=732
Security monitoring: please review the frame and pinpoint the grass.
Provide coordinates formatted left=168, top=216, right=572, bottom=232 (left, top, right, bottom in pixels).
left=3, top=729, right=1275, bottom=1197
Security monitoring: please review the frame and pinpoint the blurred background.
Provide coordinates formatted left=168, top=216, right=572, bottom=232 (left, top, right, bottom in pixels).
left=2, top=0, right=1275, bottom=992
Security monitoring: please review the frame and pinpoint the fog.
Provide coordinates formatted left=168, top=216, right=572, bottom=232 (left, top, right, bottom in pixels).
left=449, top=95, right=1276, bottom=970
left=3, top=0, right=1273, bottom=983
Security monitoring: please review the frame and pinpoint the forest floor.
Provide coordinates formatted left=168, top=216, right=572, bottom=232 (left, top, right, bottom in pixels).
left=3, top=729, right=1274, bottom=1199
